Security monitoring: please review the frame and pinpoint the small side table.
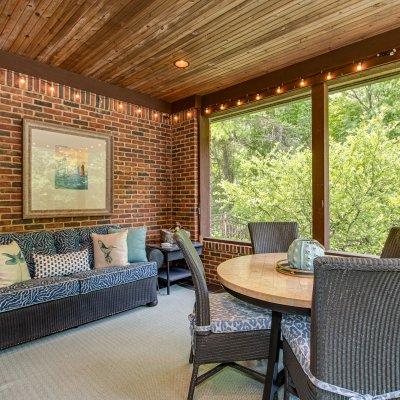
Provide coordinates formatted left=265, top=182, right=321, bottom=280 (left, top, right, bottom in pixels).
left=148, top=242, right=203, bottom=295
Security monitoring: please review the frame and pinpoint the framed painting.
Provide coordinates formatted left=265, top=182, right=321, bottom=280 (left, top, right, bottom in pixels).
left=23, top=119, right=113, bottom=218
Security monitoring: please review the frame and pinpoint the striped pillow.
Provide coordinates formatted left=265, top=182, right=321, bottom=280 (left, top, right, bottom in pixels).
left=33, top=248, right=90, bottom=279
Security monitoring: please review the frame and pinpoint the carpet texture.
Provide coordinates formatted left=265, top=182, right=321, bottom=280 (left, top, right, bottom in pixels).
left=0, top=286, right=266, bottom=400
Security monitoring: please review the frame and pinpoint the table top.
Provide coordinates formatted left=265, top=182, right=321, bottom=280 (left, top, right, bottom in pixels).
left=217, top=253, right=313, bottom=312
left=148, top=241, right=202, bottom=252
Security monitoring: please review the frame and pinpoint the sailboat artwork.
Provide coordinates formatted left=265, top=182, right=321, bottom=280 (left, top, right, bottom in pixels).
left=54, top=145, right=88, bottom=190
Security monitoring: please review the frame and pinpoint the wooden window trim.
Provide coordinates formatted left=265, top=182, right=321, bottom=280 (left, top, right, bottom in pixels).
left=311, top=82, right=329, bottom=247
left=199, top=64, right=400, bottom=252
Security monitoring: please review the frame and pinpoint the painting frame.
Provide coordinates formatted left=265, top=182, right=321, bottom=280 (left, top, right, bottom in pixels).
left=23, top=118, right=113, bottom=218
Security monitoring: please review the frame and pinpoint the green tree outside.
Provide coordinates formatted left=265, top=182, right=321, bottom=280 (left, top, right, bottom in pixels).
left=210, top=76, right=400, bottom=254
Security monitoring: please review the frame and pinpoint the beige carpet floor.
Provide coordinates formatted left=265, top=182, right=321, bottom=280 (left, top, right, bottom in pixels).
left=0, top=285, right=268, bottom=400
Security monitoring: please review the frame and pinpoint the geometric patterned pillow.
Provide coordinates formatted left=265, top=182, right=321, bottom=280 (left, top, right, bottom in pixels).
left=33, top=248, right=90, bottom=279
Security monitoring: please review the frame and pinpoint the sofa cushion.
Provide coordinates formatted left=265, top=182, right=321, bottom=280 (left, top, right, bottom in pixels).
left=0, top=232, right=56, bottom=277
left=0, top=241, right=31, bottom=288
left=73, top=262, right=157, bottom=294
left=92, top=230, right=128, bottom=269
left=75, top=225, right=120, bottom=267
left=189, top=292, right=272, bottom=334
left=53, top=229, right=81, bottom=254
left=281, top=314, right=311, bottom=374
left=33, top=248, right=90, bottom=279
left=109, top=226, right=148, bottom=263
left=0, top=276, right=80, bottom=313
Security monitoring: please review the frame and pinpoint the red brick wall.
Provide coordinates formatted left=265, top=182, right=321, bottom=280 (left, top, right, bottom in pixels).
left=0, top=67, right=248, bottom=282
left=202, top=239, right=252, bottom=284
left=0, top=68, right=172, bottom=242
left=171, top=109, right=199, bottom=240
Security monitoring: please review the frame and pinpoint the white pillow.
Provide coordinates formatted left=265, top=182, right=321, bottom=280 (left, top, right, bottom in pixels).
left=92, top=230, right=128, bottom=269
left=0, top=241, right=31, bottom=287
left=34, top=248, right=90, bottom=279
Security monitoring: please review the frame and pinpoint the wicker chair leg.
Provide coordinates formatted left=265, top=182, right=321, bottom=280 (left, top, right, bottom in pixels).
left=187, top=363, right=199, bottom=400
left=284, top=367, right=290, bottom=400
left=189, top=348, right=194, bottom=364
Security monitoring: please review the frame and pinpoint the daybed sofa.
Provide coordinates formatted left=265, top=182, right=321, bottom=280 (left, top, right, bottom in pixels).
left=0, top=224, right=162, bottom=349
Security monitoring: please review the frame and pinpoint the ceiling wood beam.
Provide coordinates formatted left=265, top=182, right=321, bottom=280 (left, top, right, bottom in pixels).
left=202, top=27, right=400, bottom=106
left=0, top=49, right=171, bottom=113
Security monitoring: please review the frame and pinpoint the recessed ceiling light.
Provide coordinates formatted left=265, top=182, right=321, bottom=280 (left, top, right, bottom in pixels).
left=174, top=59, right=189, bottom=69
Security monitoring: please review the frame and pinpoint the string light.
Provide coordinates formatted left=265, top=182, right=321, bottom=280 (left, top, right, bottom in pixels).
left=153, top=112, right=159, bottom=119
left=174, top=115, right=178, bottom=121
left=19, top=76, right=26, bottom=86
left=74, top=92, right=80, bottom=101
left=49, top=83, right=55, bottom=94
left=187, top=111, right=192, bottom=118
left=136, top=107, right=142, bottom=114
left=118, top=102, right=123, bottom=110
left=201, top=49, right=398, bottom=116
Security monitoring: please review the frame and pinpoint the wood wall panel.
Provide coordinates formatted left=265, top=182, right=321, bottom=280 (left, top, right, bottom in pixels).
left=1, top=0, right=400, bottom=102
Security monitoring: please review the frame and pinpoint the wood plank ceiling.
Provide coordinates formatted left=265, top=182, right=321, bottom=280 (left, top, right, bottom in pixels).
left=1, top=0, right=400, bottom=102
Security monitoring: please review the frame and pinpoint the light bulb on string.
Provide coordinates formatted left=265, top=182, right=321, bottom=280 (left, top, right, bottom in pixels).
left=236, top=99, right=242, bottom=106
left=220, top=104, right=225, bottom=110
left=118, top=102, right=123, bottom=110
left=187, top=111, right=192, bottom=118
left=255, top=93, right=261, bottom=101
left=49, top=83, right=55, bottom=94
left=19, top=76, right=26, bottom=86
left=326, top=72, right=332, bottom=80
left=299, top=78, right=306, bottom=87
left=276, top=86, right=282, bottom=94
left=356, top=62, right=363, bottom=72
left=205, top=107, right=211, bottom=114
left=74, top=92, right=80, bottom=101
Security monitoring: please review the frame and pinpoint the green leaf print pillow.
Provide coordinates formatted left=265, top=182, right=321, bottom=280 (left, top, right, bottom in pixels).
left=0, top=241, right=31, bottom=288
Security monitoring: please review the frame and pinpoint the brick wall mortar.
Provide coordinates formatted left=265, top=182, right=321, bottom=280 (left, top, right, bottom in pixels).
left=0, top=69, right=173, bottom=242
left=201, top=239, right=252, bottom=284
left=171, top=110, right=199, bottom=240
left=0, top=68, right=246, bottom=282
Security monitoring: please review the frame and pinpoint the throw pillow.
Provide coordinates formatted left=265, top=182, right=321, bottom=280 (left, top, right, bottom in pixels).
left=109, top=226, right=148, bottom=263
left=33, top=248, right=90, bottom=279
left=92, top=230, right=128, bottom=269
left=0, top=241, right=31, bottom=288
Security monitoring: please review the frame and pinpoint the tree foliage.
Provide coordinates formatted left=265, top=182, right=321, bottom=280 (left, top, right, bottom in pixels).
left=210, top=76, right=400, bottom=254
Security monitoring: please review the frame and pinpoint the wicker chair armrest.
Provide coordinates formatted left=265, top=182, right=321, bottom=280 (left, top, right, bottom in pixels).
left=146, top=247, right=164, bottom=269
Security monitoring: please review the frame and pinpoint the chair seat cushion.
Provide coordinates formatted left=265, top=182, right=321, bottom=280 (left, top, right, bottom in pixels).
left=189, top=292, right=272, bottom=334
left=281, top=314, right=311, bottom=373
left=73, top=262, right=157, bottom=294
left=0, top=276, right=80, bottom=313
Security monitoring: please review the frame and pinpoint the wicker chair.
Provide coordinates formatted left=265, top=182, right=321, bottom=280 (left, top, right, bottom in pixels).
left=381, top=227, right=400, bottom=258
left=174, top=229, right=273, bottom=400
left=248, top=222, right=298, bottom=254
left=282, top=256, right=400, bottom=400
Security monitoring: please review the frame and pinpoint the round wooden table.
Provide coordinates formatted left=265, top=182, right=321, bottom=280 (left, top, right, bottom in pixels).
left=217, top=253, right=314, bottom=400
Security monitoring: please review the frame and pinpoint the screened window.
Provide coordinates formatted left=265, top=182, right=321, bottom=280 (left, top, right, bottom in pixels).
left=210, top=98, right=312, bottom=241
left=329, top=76, right=400, bottom=254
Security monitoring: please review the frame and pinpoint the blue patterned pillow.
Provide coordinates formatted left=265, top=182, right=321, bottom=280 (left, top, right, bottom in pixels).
left=54, top=229, right=81, bottom=254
